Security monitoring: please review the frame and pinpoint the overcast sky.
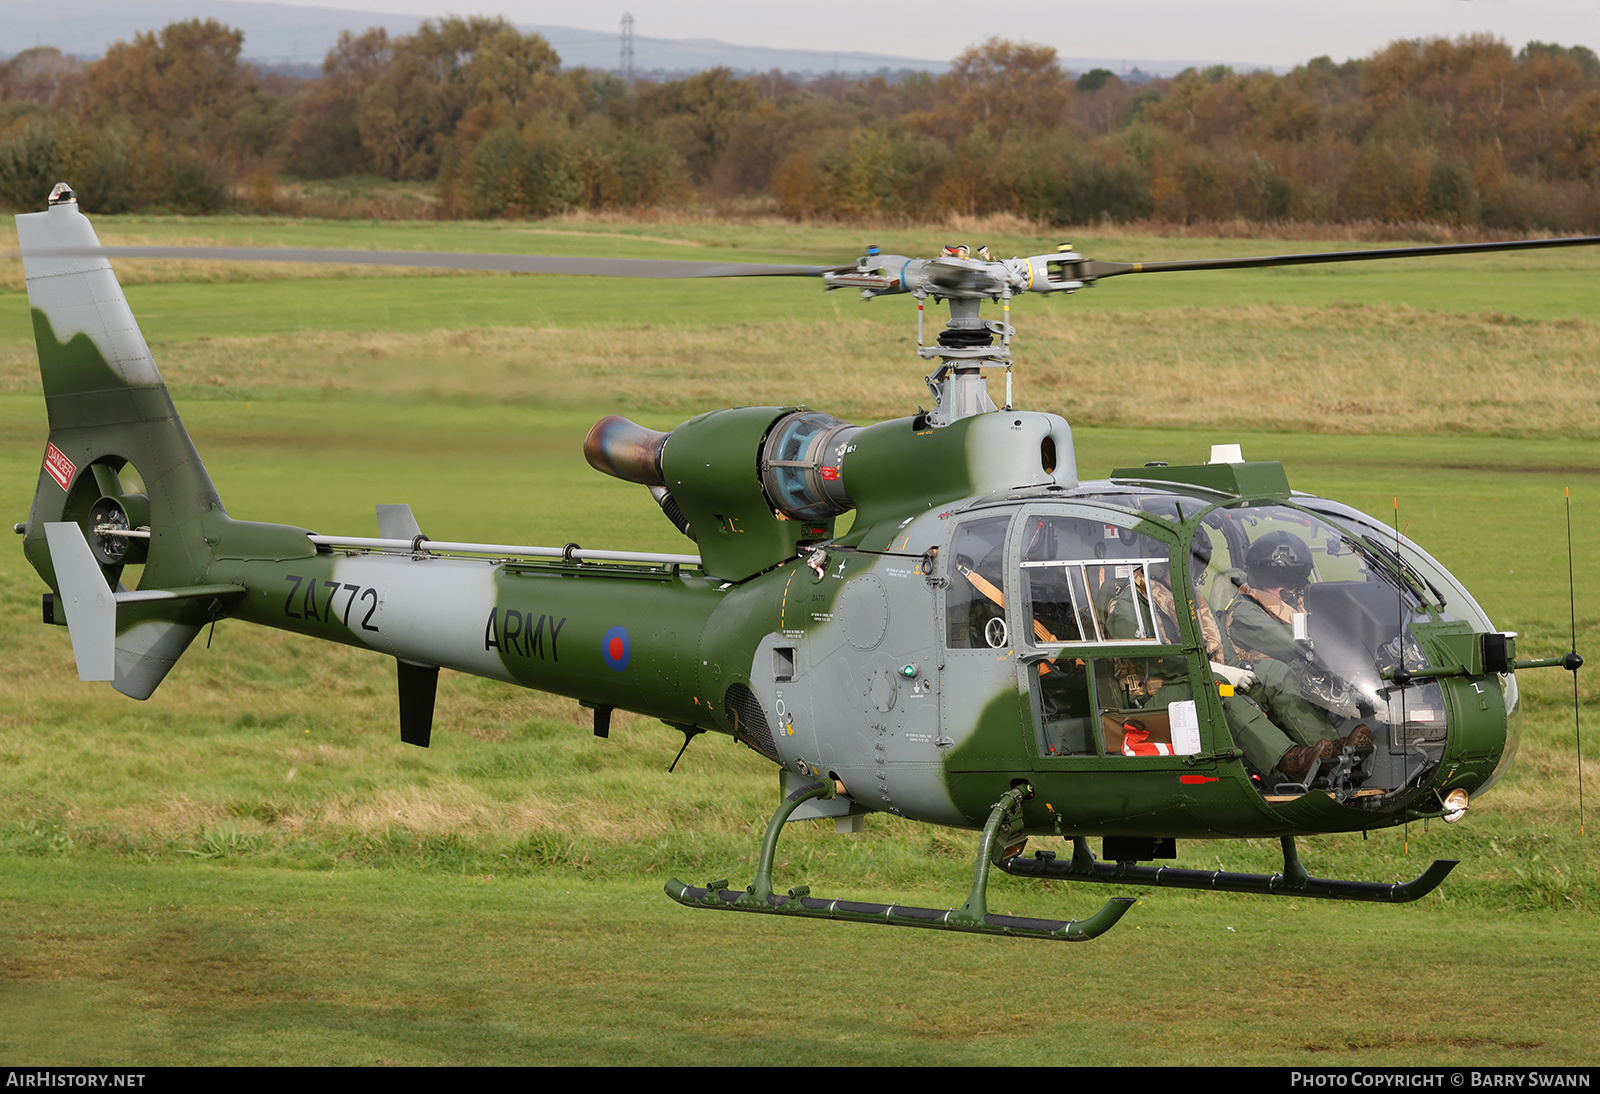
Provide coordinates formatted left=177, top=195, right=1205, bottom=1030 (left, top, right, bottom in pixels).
left=248, top=0, right=1600, bottom=68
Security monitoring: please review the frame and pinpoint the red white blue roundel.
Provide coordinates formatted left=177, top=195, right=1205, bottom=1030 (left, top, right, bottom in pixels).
left=602, top=625, right=631, bottom=672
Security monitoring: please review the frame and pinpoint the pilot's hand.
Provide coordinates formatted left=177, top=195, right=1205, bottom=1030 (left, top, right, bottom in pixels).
left=1210, top=662, right=1257, bottom=690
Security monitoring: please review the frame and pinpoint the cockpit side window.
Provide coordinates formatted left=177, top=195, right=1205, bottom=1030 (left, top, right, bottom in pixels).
left=947, top=515, right=1012, bottom=648
left=1033, top=655, right=1202, bottom=758
left=1021, top=511, right=1201, bottom=760
left=1020, top=515, right=1174, bottom=647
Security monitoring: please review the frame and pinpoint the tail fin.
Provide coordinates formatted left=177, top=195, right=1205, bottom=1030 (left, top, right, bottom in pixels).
left=18, top=185, right=229, bottom=698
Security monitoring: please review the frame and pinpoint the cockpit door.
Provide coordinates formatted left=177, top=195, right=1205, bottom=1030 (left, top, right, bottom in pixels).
left=937, top=511, right=1031, bottom=772
left=1013, top=504, right=1218, bottom=765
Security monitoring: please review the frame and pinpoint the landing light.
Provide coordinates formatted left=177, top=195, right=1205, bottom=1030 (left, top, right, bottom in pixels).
left=1442, top=789, right=1470, bottom=823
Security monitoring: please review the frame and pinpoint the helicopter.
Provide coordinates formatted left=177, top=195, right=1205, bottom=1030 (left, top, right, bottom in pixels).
left=13, top=183, right=1587, bottom=942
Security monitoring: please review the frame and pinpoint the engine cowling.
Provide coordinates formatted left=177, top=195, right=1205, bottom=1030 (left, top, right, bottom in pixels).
left=584, top=406, right=1077, bottom=581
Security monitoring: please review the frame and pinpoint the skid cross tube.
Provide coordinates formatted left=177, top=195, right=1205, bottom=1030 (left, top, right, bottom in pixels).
left=999, top=836, right=1458, bottom=903
left=665, top=781, right=1135, bottom=941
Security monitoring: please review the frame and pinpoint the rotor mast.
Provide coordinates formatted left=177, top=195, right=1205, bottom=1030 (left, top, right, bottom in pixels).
left=821, top=245, right=1087, bottom=426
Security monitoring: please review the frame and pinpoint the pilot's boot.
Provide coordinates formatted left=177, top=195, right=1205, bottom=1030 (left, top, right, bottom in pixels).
left=1278, top=738, right=1337, bottom=782
left=1338, top=724, right=1374, bottom=752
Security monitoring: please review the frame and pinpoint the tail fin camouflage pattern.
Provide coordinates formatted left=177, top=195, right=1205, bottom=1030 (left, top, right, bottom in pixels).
left=17, top=185, right=246, bottom=698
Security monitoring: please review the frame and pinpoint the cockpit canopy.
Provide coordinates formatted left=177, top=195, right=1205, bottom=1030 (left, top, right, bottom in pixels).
left=942, top=490, right=1515, bottom=804
left=1194, top=504, right=1441, bottom=733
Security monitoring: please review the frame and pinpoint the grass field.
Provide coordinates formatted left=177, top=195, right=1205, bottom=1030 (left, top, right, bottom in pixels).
left=0, top=215, right=1595, bottom=1065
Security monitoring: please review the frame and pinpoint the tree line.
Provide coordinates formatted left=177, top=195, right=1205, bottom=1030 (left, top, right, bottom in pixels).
left=3, top=16, right=1600, bottom=231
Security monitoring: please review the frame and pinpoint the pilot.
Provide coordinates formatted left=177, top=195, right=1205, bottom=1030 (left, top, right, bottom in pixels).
left=1223, top=531, right=1372, bottom=758
left=1103, top=551, right=1339, bottom=781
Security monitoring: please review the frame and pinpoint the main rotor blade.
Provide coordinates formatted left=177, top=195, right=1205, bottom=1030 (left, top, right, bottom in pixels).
left=14, top=245, right=831, bottom=279
left=1083, top=235, right=1600, bottom=280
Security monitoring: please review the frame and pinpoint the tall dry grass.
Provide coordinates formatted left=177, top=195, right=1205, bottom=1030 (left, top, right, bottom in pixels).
left=2, top=303, right=1589, bottom=438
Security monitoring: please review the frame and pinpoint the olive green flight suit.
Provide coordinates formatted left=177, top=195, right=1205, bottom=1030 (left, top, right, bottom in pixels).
left=1223, top=585, right=1339, bottom=750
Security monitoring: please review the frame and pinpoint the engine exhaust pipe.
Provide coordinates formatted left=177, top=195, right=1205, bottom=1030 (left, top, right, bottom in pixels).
left=584, top=415, right=668, bottom=487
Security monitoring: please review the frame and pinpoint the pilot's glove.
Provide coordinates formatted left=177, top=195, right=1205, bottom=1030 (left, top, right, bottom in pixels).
left=1298, top=664, right=1361, bottom=719
left=1209, top=662, right=1256, bottom=690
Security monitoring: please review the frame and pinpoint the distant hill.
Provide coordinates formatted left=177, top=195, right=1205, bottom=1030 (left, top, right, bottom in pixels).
left=0, top=0, right=1262, bottom=77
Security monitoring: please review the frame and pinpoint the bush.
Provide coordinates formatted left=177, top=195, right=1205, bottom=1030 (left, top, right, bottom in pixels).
left=1481, top=176, right=1599, bottom=233
left=161, top=150, right=230, bottom=213
left=1424, top=160, right=1480, bottom=225
left=468, top=120, right=582, bottom=218
left=1057, top=147, right=1152, bottom=224
left=0, top=117, right=63, bottom=211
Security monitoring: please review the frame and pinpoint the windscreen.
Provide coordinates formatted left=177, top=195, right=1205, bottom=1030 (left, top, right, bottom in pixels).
left=1194, top=503, right=1449, bottom=758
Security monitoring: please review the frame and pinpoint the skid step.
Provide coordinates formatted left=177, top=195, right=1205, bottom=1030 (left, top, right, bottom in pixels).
left=666, top=879, right=1134, bottom=941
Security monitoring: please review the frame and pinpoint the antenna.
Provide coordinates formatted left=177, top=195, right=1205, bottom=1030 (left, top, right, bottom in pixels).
left=1395, top=496, right=1410, bottom=856
left=1567, top=486, right=1585, bottom=836
left=620, top=13, right=635, bottom=83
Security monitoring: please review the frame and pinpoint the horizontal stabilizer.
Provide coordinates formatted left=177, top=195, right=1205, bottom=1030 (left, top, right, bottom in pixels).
left=116, top=584, right=246, bottom=605
left=110, top=585, right=245, bottom=700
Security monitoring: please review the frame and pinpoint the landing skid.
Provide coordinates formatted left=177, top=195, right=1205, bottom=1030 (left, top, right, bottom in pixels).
left=665, top=880, right=1134, bottom=941
left=999, top=836, right=1458, bottom=904
left=666, top=781, right=1134, bottom=942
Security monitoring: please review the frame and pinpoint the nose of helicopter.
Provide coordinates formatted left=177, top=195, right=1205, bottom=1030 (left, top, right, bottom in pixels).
left=1430, top=671, right=1517, bottom=802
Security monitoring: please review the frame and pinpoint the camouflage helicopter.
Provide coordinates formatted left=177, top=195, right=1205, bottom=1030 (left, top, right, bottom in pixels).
left=14, top=183, right=1587, bottom=942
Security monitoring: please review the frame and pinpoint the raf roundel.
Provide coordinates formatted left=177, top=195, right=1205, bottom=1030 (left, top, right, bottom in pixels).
left=602, top=625, right=631, bottom=672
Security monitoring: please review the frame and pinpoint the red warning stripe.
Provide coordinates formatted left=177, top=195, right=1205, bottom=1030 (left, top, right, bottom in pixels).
left=1178, top=775, right=1219, bottom=785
